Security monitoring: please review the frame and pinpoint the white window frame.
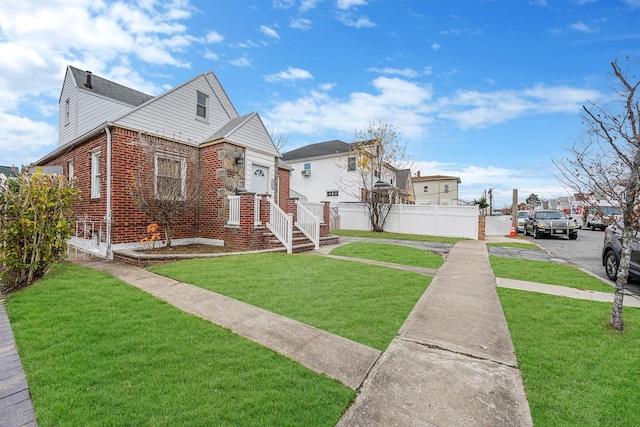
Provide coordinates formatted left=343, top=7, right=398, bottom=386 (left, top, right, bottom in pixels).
left=90, top=149, right=101, bottom=198
left=64, top=99, right=70, bottom=126
left=423, top=185, right=428, bottom=193
left=326, top=190, right=339, bottom=197
left=154, top=152, right=187, bottom=200
left=67, top=159, right=74, bottom=180
left=196, top=91, right=208, bottom=121
left=444, top=184, right=449, bottom=193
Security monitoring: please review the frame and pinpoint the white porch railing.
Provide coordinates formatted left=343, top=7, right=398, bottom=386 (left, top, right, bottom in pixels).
left=266, top=196, right=293, bottom=253
left=296, top=200, right=320, bottom=249
left=254, top=195, right=262, bottom=226
left=299, top=202, right=324, bottom=223
left=228, top=195, right=240, bottom=225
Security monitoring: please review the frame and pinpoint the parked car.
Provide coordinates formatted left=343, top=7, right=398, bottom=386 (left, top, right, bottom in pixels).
left=601, top=226, right=640, bottom=281
left=516, top=210, right=528, bottom=233
left=523, top=209, right=579, bottom=240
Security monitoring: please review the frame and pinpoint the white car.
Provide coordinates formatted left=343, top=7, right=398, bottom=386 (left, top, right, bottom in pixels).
left=517, top=210, right=528, bottom=233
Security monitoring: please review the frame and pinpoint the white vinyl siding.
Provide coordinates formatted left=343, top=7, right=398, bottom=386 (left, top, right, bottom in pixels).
left=116, top=74, right=238, bottom=146
left=91, top=149, right=101, bottom=198
left=222, top=113, right=279, bottom=156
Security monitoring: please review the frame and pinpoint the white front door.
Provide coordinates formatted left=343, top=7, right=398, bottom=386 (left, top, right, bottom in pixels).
left=252, top=165, right=269, bottom=194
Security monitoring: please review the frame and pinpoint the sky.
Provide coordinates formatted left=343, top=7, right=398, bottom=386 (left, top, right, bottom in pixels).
left=0, top=0, right=639, bottom=208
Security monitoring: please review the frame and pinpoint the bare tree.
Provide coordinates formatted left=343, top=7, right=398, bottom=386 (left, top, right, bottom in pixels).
left=339, top=120, right=408, bottom=232
left=129, top=138, right=201, bottom=248
left=269, top=128, right=289, bottom=153
left=555, top=58, right=640, bottom=330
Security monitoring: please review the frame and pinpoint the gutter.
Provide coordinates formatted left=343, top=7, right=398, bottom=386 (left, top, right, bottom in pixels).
left=105, top=125, right=113, bottom=260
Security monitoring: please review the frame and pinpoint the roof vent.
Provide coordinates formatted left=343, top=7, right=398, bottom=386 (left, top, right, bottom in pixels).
left=84, top=71, right=93, bottom=89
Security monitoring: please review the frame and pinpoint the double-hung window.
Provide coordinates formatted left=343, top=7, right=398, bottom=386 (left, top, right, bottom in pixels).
left=196, top=92, right=208, bottom=120
left=155, top=153, right=186, bottom=200
left=90, top=149, right=101, bottom=198
left=347, top=157, right=356, bottom=171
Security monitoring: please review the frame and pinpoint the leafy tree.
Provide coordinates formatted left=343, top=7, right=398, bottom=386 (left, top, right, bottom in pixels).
left=0, top=168, right=78, bottom=293
left=129, top=138, right=201, bottom=248
left=555, top=58, right=640, bottom=330
left=473, top=196, right=489, bottom=210
left=339, top=120, right=408, bottom=232
left=526, top=193, right=541, bottom=205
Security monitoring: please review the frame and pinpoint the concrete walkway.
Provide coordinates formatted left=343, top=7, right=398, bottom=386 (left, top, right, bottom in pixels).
left=3, top=237, right=640, bottom=426
left=0, top=300, right=37, bottom=427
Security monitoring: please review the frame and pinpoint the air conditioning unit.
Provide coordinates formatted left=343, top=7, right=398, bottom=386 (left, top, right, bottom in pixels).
left=301, top=169, right=311, bottom=177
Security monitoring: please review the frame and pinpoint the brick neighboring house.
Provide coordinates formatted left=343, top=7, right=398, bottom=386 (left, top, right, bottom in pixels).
left=34, top=66, right=330, bottom=259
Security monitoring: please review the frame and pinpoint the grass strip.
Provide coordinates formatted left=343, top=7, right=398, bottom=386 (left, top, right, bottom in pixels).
left=490, top=256, right=614, bottom=293
left=148, top=253, right=429, bottom=350
left=329, top=242, right=444, bottom=269
left=486, top=242, right=540, bottom=249
left=331, top=229, right=463, bottom=243
left=5, top=262, right=354, bottom=426
left=498, top=288, right=640, bottom=426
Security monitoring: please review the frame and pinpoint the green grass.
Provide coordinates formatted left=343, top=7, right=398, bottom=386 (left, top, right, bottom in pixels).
left=499, top=288, right=640, bottom=426
left=148, top=253, right=429, bottom=350
left=490, top=256, right=614, bottom=293
left=331, top=229, right=463, bottom=244
left=329, top=242, right=444, bottom=269
left=5, top=262, right=354, bottom=426
left=486, top=242, right=540, bottom=250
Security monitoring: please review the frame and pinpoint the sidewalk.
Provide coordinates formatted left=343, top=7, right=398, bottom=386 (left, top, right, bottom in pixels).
left=3, top=237, right=639, bottom=426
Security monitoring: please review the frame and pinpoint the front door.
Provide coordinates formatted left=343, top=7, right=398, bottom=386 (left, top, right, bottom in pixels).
left=252, top=165, right=269, bottom=194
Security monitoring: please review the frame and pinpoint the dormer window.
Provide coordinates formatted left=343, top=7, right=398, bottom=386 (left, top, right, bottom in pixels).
left=196, top=92, right=208, bottom=120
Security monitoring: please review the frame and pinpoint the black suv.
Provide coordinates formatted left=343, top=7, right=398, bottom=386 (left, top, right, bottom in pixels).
left=523, top=209, right=579, bottom=240
left=601, top=226, right=640, bottom=281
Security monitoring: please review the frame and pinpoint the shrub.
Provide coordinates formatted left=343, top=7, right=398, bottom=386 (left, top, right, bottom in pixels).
left=0, top=168, right=78, bottom=294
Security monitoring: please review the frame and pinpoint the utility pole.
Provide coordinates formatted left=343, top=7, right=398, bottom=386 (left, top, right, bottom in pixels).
left=488, top=188, right=493, bottom=216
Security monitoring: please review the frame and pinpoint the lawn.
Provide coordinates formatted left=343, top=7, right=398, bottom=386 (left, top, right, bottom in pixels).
left=499, top=288, right=640, bottom=426
left=490, top=256, right=615, bottom=293
left=331, top=229, right=463, bottom=244
left=5, top=262, right=355, bottom=426
left=329, top=242, right=444, bottom=269
left=148, top=253, right=429, bottom=351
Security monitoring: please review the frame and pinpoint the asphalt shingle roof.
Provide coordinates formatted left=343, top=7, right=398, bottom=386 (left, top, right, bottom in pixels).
left=281, top=139, right=352, bottom=161
left=69, top=66, right=154, bottom=106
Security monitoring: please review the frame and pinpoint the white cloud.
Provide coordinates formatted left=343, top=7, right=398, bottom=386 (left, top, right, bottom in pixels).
left=0, top=112, right=57, bottom=166
left=367, top=67, right=419, bottom=78
left=205, top=31, right=224, bottom=43
left=338, top=14, right=376, bottom=28
left=300, top=0, right=323, bottom=12
left=337, top=0, right=367, bottom=10
left=436, top=85, right=601, bottom=129
left=260, top=25, right=280, bottom=39
left=569, top=21, right=593, bottom=33
left=431, top=42, right=441, bottom=50
left=264, top=67, right=314, bottom=82
left=290, top=18, right=313, bottom=30
left=230, top=56, right=251, bottom=67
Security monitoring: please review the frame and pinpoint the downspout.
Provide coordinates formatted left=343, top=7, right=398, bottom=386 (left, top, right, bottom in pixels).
left=105, top=125, right=113, bottom=260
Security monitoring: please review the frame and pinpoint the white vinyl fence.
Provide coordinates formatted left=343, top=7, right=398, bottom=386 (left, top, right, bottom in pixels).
left=337, top=203, right=479, bottom=240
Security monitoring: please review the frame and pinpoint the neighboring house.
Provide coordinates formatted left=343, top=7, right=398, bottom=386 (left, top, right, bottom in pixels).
left=281, top=139, right=408, bottom=206
left=412, top=173, right=461, bottom=205
left=0, top=166, right=18, bottom=184
left=33, top=66, right=330, bottom=259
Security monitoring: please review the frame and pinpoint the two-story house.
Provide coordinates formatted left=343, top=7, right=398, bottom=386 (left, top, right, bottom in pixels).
left=411, top=173, right=461, bottom=206
left=282, top=139, right=410, bottom=206
left=33, top=66, right=330, bottom=259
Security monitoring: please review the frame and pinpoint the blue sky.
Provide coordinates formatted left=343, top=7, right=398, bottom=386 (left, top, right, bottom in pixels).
left=0, top=0, right=638, bottom=208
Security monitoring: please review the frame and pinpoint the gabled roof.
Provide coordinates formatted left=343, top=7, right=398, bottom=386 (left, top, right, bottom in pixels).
left=281, top=139, right=351, bottom=161
left=68, top=66, right=154, bottom=106
left=396, top=168, right=411, bottom=190
left=413, top=174, right=461, bottom=183
left=206, top=113, right=256, bottom=141
left=0, top=166, right=19, bottom=177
